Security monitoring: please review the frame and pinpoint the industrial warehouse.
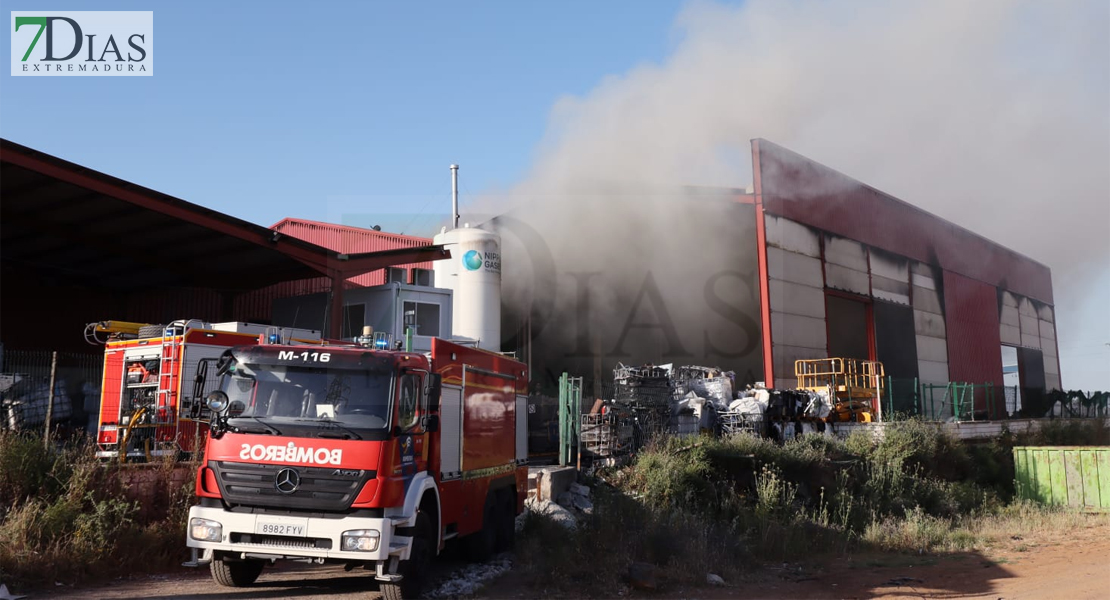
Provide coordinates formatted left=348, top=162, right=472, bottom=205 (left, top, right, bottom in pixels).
left=0, top=136, right=1066, bottom=433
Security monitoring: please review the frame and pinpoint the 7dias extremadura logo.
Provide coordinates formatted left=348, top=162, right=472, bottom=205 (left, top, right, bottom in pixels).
left=11, top=11, right=153, bottom=76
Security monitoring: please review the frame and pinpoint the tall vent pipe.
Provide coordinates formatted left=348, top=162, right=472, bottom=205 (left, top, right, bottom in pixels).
left=450, top=164, right=459, bottom=229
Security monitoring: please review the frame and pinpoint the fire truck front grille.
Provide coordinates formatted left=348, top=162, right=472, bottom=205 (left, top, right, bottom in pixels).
left=212, top=461, right=374, bottom=512
left=230, top=533, right=332, bottom=550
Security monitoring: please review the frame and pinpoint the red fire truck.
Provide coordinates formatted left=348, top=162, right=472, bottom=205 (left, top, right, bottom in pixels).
left=184, top=335, right=528, bottom=600
left=91, top=320, right=321, bottom=461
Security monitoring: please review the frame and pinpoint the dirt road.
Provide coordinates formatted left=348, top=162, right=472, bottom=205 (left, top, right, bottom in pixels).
left=30, top=523, right=1110, bottom=599
left=624, top=521, right=1110, bottom=600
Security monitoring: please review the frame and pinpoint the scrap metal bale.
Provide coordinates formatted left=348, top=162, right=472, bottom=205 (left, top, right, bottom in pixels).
left=613, top=363, right=672, bottom=407
left=672, top=365, right=735, bottom=407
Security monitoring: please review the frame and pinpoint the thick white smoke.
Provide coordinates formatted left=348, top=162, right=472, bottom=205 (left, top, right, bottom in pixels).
left=488, top=0, right=1109, bottom=390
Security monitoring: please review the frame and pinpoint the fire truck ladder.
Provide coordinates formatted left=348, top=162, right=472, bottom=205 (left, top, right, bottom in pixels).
left=156, top=319, right=204, bottom=454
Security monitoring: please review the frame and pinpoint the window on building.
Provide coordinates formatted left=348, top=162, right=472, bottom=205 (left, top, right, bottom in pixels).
left=341, top=304, right=365, bottom=339
left=402, top=301, right=441, bottom=337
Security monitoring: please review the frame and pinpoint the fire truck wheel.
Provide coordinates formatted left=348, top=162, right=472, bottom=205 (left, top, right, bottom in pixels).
left=210, top=556, right=264, bottom=587
left=464, top=495, right=498, bottom=562
left=381, top=511, right=433, bottom=600
left=494, top=489, right=516, bottom=552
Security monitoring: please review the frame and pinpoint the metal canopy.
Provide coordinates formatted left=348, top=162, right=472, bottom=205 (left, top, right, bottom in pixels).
left=0, top=139, right=448, bottom=292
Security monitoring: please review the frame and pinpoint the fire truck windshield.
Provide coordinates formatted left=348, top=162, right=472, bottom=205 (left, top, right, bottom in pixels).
left=222, top=362, right=392, bottom=433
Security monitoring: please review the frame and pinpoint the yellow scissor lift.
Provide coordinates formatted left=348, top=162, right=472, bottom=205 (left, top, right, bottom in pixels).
left=795, top=358, right=885, bottom=422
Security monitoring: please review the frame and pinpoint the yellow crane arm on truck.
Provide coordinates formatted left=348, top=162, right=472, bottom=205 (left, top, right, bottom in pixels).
left=84, top=320, right=154, bottom=345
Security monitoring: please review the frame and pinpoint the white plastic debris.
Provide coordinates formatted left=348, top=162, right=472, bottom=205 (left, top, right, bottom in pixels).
left=729, top=396, right=764, bottom=417
left=425, top=556, right=512, bottom=598
left=707, top=573, right=726, bottom=586
left=754, top=388, right=771, bottom=408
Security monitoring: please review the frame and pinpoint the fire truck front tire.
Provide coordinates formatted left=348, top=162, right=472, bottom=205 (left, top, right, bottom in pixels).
left=210, top=556, right=264, bottom=587
left=380, top=511, right=433, bottom=600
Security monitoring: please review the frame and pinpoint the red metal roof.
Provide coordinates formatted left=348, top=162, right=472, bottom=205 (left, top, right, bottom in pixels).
left=269, top=218, right=433, bottom=287
left=271, top=217, right=433, bottom=252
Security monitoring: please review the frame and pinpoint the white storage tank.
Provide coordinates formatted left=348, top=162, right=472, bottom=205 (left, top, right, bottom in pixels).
left=433, top=225, right=501, bottom=351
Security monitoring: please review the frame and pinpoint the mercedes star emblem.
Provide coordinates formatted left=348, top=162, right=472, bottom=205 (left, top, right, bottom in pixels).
left=275, top=467, right=300, bottom=494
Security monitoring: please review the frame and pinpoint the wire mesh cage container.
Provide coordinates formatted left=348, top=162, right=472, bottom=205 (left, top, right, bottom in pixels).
left=719, top=411, right=764, bottom=437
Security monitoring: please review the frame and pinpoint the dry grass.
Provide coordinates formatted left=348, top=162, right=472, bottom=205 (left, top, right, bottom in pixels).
left=0, top=431, right=196, bottom=590
left=863, top=500, right=1109, bottom=553
left=517, top=420, right=1110, bottom=595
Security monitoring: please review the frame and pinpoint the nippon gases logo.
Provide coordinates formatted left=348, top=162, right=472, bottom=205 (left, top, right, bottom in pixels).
left=462, top=250, right=483, bottom=271
left=462, top=249, right=501, bottom=273
left=459, top=249, right=503, bottom=272
left=11, top=11, right=153, bottom=76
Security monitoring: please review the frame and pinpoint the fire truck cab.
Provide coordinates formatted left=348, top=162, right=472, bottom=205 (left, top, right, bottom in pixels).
left=185, top=335, right=528, bottom=599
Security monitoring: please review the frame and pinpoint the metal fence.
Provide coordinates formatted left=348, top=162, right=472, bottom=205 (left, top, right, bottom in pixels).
left=558, top=373, right=583, bottom=466
left=1, top=349, right=103, bottom=437
left=891, top=380, right=1018, bottom=422
left=1045, top=390, right=1110, bottom=419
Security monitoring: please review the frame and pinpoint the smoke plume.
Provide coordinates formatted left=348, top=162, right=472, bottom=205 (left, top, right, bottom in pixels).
left=479, top=0, right=1110, bottom=390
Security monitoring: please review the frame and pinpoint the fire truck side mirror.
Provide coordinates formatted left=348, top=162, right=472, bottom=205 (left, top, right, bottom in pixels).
left=426, top=374, right=442, bottom=412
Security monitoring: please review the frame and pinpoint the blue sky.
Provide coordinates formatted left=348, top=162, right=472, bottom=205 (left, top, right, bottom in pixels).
left=0, top=1, right=691, bottom=234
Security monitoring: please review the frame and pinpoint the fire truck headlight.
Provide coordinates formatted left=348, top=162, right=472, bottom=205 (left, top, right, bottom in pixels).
left=189, top=518, right=223, bottom=542
left=206, top=391, right=229, bottom=413
left=341, top=529, right=380, bottom=552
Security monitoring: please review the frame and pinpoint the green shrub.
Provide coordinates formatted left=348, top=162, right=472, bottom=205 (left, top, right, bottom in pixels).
left=0, top=432, right=58, bottom=507
left=0, top=431, right=196, bottom=590
left=1032, top=419, right=1109, bottom=445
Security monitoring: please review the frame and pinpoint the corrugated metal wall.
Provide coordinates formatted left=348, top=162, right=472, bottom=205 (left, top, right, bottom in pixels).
left=912, top=263, right=950, bottom=386
left=755, top=139, right=1054, bottom=304
left=123, top=288, right=225, bottom=324
left=943, top=271, right=1005, bottom=414
left=754, top=138, right=1064, bottom=401
left=1000, top=291, right=1062, bottom=391
left=764, top=214, right=827, bottom=390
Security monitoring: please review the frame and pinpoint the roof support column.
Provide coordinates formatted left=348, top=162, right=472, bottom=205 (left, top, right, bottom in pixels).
left=329, top=272, right=344, bottom=339
left=752, top=139, right=775, bottom=386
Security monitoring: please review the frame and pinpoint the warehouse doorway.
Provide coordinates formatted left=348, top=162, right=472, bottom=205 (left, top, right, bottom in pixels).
left=825, top=294, right=872, bottom=361
left=1001, top=345, right=1022, bottom=414
left=1001, top=344, right=1048, bottom=417
left=874, top=301, right=920, bottom=413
